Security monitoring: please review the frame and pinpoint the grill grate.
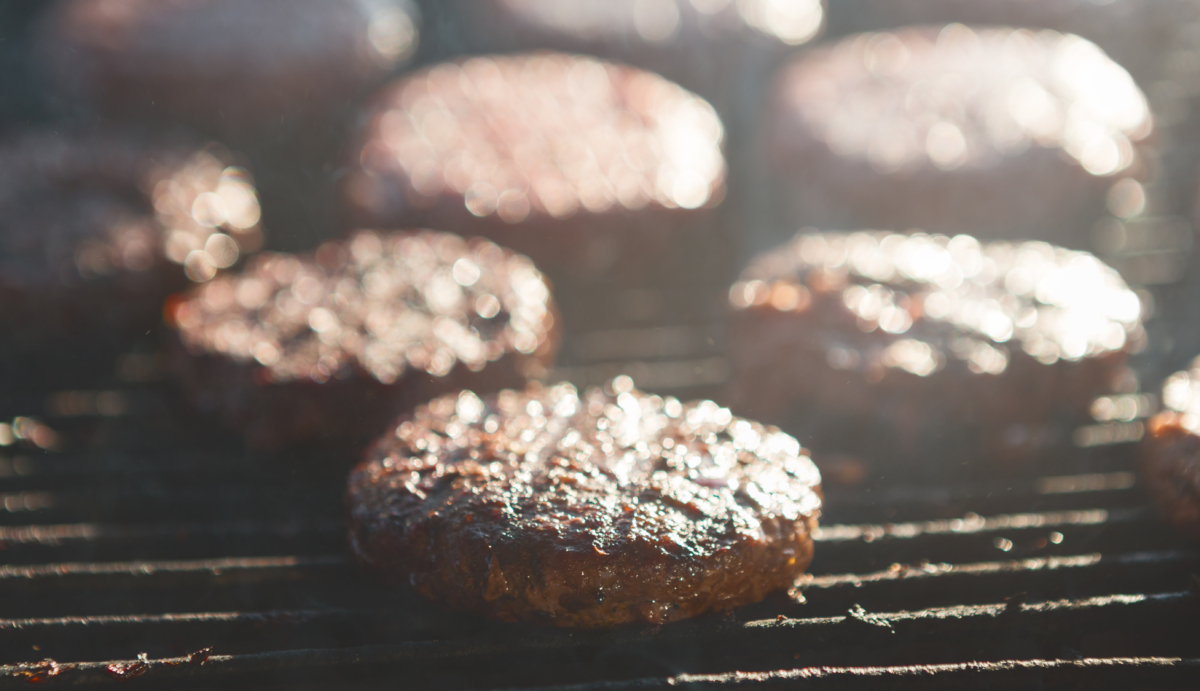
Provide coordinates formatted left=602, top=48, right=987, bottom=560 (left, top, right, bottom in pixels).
left=1, top=372, right=1198, bottom=689
left=0, top=195, right=1197, bottom=686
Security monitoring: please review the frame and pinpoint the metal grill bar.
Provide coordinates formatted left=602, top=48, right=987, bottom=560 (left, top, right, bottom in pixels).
left=796, top=550, right=1200, bottom=615
left=803, top=550, right=1200, bottom=590
left=0, top=486, right=342, bottom=526
left=3, top=548, right=1190, bottom=596
left=813, top=508, right=1129, bottom=542
left=500, top=658, right=1200, bottom=690
left=0, top=509, right=1133, bottom=545
left=0, top=609, right=349, bottom=630
left=0, top=555, right=346, bottom=579
left=0, top=506, right=1138, bottom=558
left=818, top=476, right=1146, bottom=523
left=810, top=508, right=1170, bottom=571
left=4, top=589, right=1175, bottom=645
left=0, top=520, right=343, bottom=546
left=0, top=451, right=262, bottom=479
left=0, top=481, right=1146, bottom=528
left=0, top=608, right=473, bottom=666
left=0, top=466, right=1142, bottom=505
left=1, top=593, right=1194, bottom=688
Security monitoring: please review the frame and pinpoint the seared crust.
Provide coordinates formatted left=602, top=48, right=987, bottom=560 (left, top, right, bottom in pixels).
left=169, top=230, right=558, bottom=449
left=347, top=380, right=822, bottom=627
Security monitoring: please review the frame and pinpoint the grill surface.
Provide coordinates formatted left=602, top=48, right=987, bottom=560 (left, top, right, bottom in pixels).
left=0, top=335, right=1198, bottom=689
left=4, top=1, right=1200, bottom=689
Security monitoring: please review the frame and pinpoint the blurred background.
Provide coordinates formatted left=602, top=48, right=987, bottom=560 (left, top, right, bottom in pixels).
left=5, top=0, right=1200, bottom=398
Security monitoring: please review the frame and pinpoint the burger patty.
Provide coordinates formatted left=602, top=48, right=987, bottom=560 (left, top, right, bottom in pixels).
left=763, top=24, right=1153, bottom=249
left=343, top=52, right=726, bottom=278
left=347, top=378, right=822, bottom=628
left=168, top=230, right=559, bottom=449
left=727, top=231, right=1143, bottom=477
left=1141, top=359, right=1200, bottom=538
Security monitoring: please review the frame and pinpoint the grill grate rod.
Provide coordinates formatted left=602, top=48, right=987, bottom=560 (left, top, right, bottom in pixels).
left=0, top=452, right=269, bottom=479
left=813, top=508, right=1135, bottom=542
left=6, top=656, right=1194, bottom=689
left=0, top=609, right=350, bottom=631
left=801, top=549, right=1200, bottom=591
left=0, top=520, right=344, bottom=546
left=841, top=471, right=1142, bottom=500
left=0, top=506, right=1129, bottom=549
left=0, top=608, right=467, bottom=662
left=810, top=514, right=1177, bottom=573
left=0, top=555, right=346, bottom=583
left=0, top=489, right=344, bottom=527
left=4, top=549, right=1190, bottom=592
left=795, top=549, right=1200, bottom=613
left=497, top=657, right=1200, bottom=690
left=0, top=472, right=1142, bottom=527
left=1, top=592, right=1194, bottom=688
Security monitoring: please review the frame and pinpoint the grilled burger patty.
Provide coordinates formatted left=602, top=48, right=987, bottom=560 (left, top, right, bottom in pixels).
left=727, top=231, right=1143, bottom=476
left=343, top=52, right=726, bottom=277
left=764, top=25, right=1153, bottom=249
left=347, top=378, right=822, bottom=627
left=169, top=230, right=558, bottom=449
left=1141, top=358, right=1200, bottom=538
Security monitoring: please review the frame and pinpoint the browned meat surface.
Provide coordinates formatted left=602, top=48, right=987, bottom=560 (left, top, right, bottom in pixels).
left=169, top=230, right=559, bottom=449
left=727, top=231, right=1144, bottom=477
left=764, top=24, right=1154, bottom=249
left=1141, top=359, right=1200, bottom=538
left=343, top=52, right=726, bottom=276
left=0, top=129, right=262, bottom=358
left=347, top=378, right=822, bottom=627
left=40, top=0, right=417, bottom=133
